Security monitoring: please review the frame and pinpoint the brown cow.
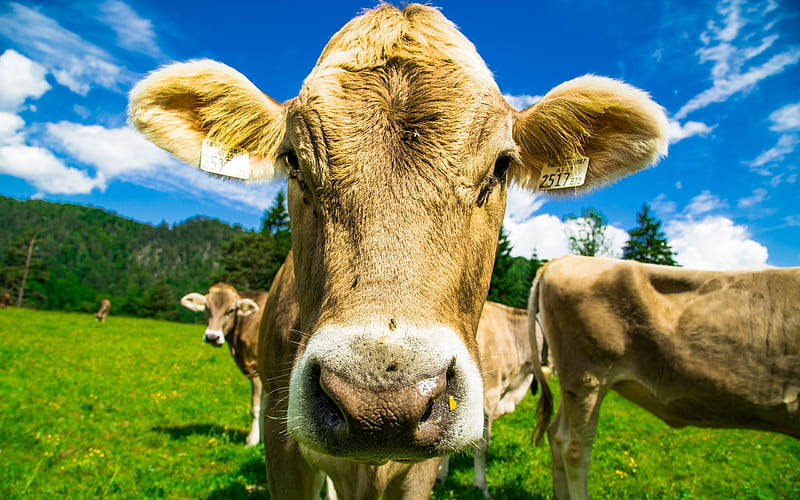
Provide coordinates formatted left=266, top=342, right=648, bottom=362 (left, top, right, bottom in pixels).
left=181, top=283, right=267, bottom=447
left=95, top=299, right=111, bottom=322
left=129, top=3, right=668, bottom=497
left=438, top=300, right=550, bottom=498
left=529, top=255, right=800, bottom=500
left=0, top=291, right=12, bottom=308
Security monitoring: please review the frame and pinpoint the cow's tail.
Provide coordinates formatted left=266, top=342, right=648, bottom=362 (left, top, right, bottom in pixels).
left=528, top=267, right=553, bottom=446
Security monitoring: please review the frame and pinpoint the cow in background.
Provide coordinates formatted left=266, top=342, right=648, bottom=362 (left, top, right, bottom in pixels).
left=129, top=3, right=669, bottom=496
left=0, top=291, right=11, bottom=308
left=181, top=283, right=268, bottom=447
left=529, top=255, right=800, bottom=500
left=95, top=299, right=111, bottom=322
left=438, top=300, right=550, bottom=498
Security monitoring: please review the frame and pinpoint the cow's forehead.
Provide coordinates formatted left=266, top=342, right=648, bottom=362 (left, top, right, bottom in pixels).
left=289, top=7, right=512, bottom=191
left=305, top=4, right=498, bottom=92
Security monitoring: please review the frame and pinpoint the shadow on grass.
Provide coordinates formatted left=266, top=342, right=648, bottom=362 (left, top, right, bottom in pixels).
left=151, top=423, right=248, bottom=443
left=207, top=457, right=269, bottom=500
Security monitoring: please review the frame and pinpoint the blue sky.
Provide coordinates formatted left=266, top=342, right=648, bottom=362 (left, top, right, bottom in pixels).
left=1, top=0, right=798, bottom=269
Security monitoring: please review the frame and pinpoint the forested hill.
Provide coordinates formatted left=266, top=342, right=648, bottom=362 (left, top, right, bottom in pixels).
left=0, top=195, right=245, bottom=321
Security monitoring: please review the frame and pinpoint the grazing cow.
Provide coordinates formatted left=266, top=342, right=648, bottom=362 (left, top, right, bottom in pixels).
left=129, top=3, right=668, bottom=497
left=180, top=283, right=267, bottom=447
left=95, top=299, right=111, bottom=322
left=0, top=291, right=11, bottom=308
left=529, top=255, right=800, bottom=500
left=438, top=300, right=550, bottom=498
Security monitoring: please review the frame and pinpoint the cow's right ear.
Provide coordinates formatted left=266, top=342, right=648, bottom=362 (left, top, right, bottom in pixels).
left=128, top=60, right=286, bottom=180
left=180, top=292, right=207, bottom=312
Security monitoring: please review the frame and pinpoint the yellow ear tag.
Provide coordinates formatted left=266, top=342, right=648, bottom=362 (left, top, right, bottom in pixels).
left=448, top=396, right=457, bottom=412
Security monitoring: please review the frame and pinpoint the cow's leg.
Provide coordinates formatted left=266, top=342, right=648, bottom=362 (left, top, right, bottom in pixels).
left=552, top=376, right=604, bottom=500
left=245, top=375, right=262, bottom=446
left=548, top=405, right=570, bottom=499
left=472, top=413, right=491, bottom=498
left=383, top=458, right=442, bottom=500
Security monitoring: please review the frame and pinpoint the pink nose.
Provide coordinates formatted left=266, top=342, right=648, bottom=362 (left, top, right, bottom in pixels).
left=309, top=361, right=456, bottom=459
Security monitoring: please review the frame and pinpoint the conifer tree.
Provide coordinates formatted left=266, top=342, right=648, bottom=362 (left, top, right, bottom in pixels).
left=622, top=203, right=678, bottom=265
left=487, top=226, right=516, bottom=305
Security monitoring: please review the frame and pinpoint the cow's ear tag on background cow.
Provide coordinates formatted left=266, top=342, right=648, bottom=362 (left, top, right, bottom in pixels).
left=537, top=156, right=589, bottom=190
left=200, top=139, right=250, bottom=180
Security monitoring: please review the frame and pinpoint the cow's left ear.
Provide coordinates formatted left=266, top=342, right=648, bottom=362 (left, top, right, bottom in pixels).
left=129, top=60, right=286, bottom=180
left=236, top=298, right=260, bottom=317
left=509, top=75, right=669, bottom=193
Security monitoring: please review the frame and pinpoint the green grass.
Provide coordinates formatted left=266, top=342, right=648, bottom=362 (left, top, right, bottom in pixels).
left=2, top=308, right=798, bottom=499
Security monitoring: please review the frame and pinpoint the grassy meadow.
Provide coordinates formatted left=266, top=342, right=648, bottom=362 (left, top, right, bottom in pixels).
left=1, top=307, right=798, bottom=499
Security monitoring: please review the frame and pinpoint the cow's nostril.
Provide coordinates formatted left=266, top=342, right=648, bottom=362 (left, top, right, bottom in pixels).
left=419, top=398, right=434, bottom=425
left=312, top=364, right=347, bottom=441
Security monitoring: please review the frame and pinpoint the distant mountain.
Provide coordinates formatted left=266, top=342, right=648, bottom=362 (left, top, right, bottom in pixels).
left=0, top=195, right=245, bottom=322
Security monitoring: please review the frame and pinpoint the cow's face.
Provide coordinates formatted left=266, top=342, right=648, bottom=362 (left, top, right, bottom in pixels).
left=180, top=284, right=258, bottom=346
left=130, top=4, right=668, bottom=461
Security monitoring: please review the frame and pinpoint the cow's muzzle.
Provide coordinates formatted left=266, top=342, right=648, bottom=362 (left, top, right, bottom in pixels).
left=287, top=325, right=483, bottom=461
left=203, top=329, right=226, bottom=346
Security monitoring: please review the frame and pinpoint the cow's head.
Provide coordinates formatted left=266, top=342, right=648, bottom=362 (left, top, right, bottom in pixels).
left=180, top=283, right=259, bottom=346
left=131, top=4, right=668, bottom=461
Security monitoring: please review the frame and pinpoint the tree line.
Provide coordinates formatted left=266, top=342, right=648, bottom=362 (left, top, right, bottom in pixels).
left=0, top=194, right=675, bottom=320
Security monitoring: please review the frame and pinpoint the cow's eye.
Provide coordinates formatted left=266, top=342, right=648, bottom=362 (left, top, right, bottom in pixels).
left=283, top=150, right=299, bottom=170
left=493, top=154, right=513, bottom=182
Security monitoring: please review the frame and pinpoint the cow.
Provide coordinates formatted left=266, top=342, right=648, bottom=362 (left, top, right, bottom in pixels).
left=128, top=3, right=669, bottom=497
left=95, top=299, right=111, bottom=322
left=528, top=255, right=800, bottom=500
left=0, top=291, right=11, bottom=308
left=180, top=283, right=267, bottom=447
left=437, top=300, right=551, bottom=498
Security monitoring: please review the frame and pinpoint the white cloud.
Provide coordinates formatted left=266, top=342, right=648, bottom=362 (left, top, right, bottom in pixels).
left=98, top=1, right=163, bottom=59
left=504, top=210, right=627, bottom=260
left=46, top=122, right=171, bottom=184
left=666, top=215, right=768, bottom=270
left=747, top=133, right=799, bottom=171
left=0, top=49, right=50, bottom=112
left=736, top=187, right=768, bottom=208
left=685, top=189, right=727, bottom=216
left=674, top=0, right=800, bottom=120
left=0, top=112, right=24, bottom=145
left=0, top=144, right=99, bottom=194
left=769, top=102, right=800, bottom=132
left=505, top=186, right=545, bottom=223
left=669, top=120, right=715, bottom=143
left=503, top=94, right=541, bottom=111
left=0, top=3, right=130, bottom=95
